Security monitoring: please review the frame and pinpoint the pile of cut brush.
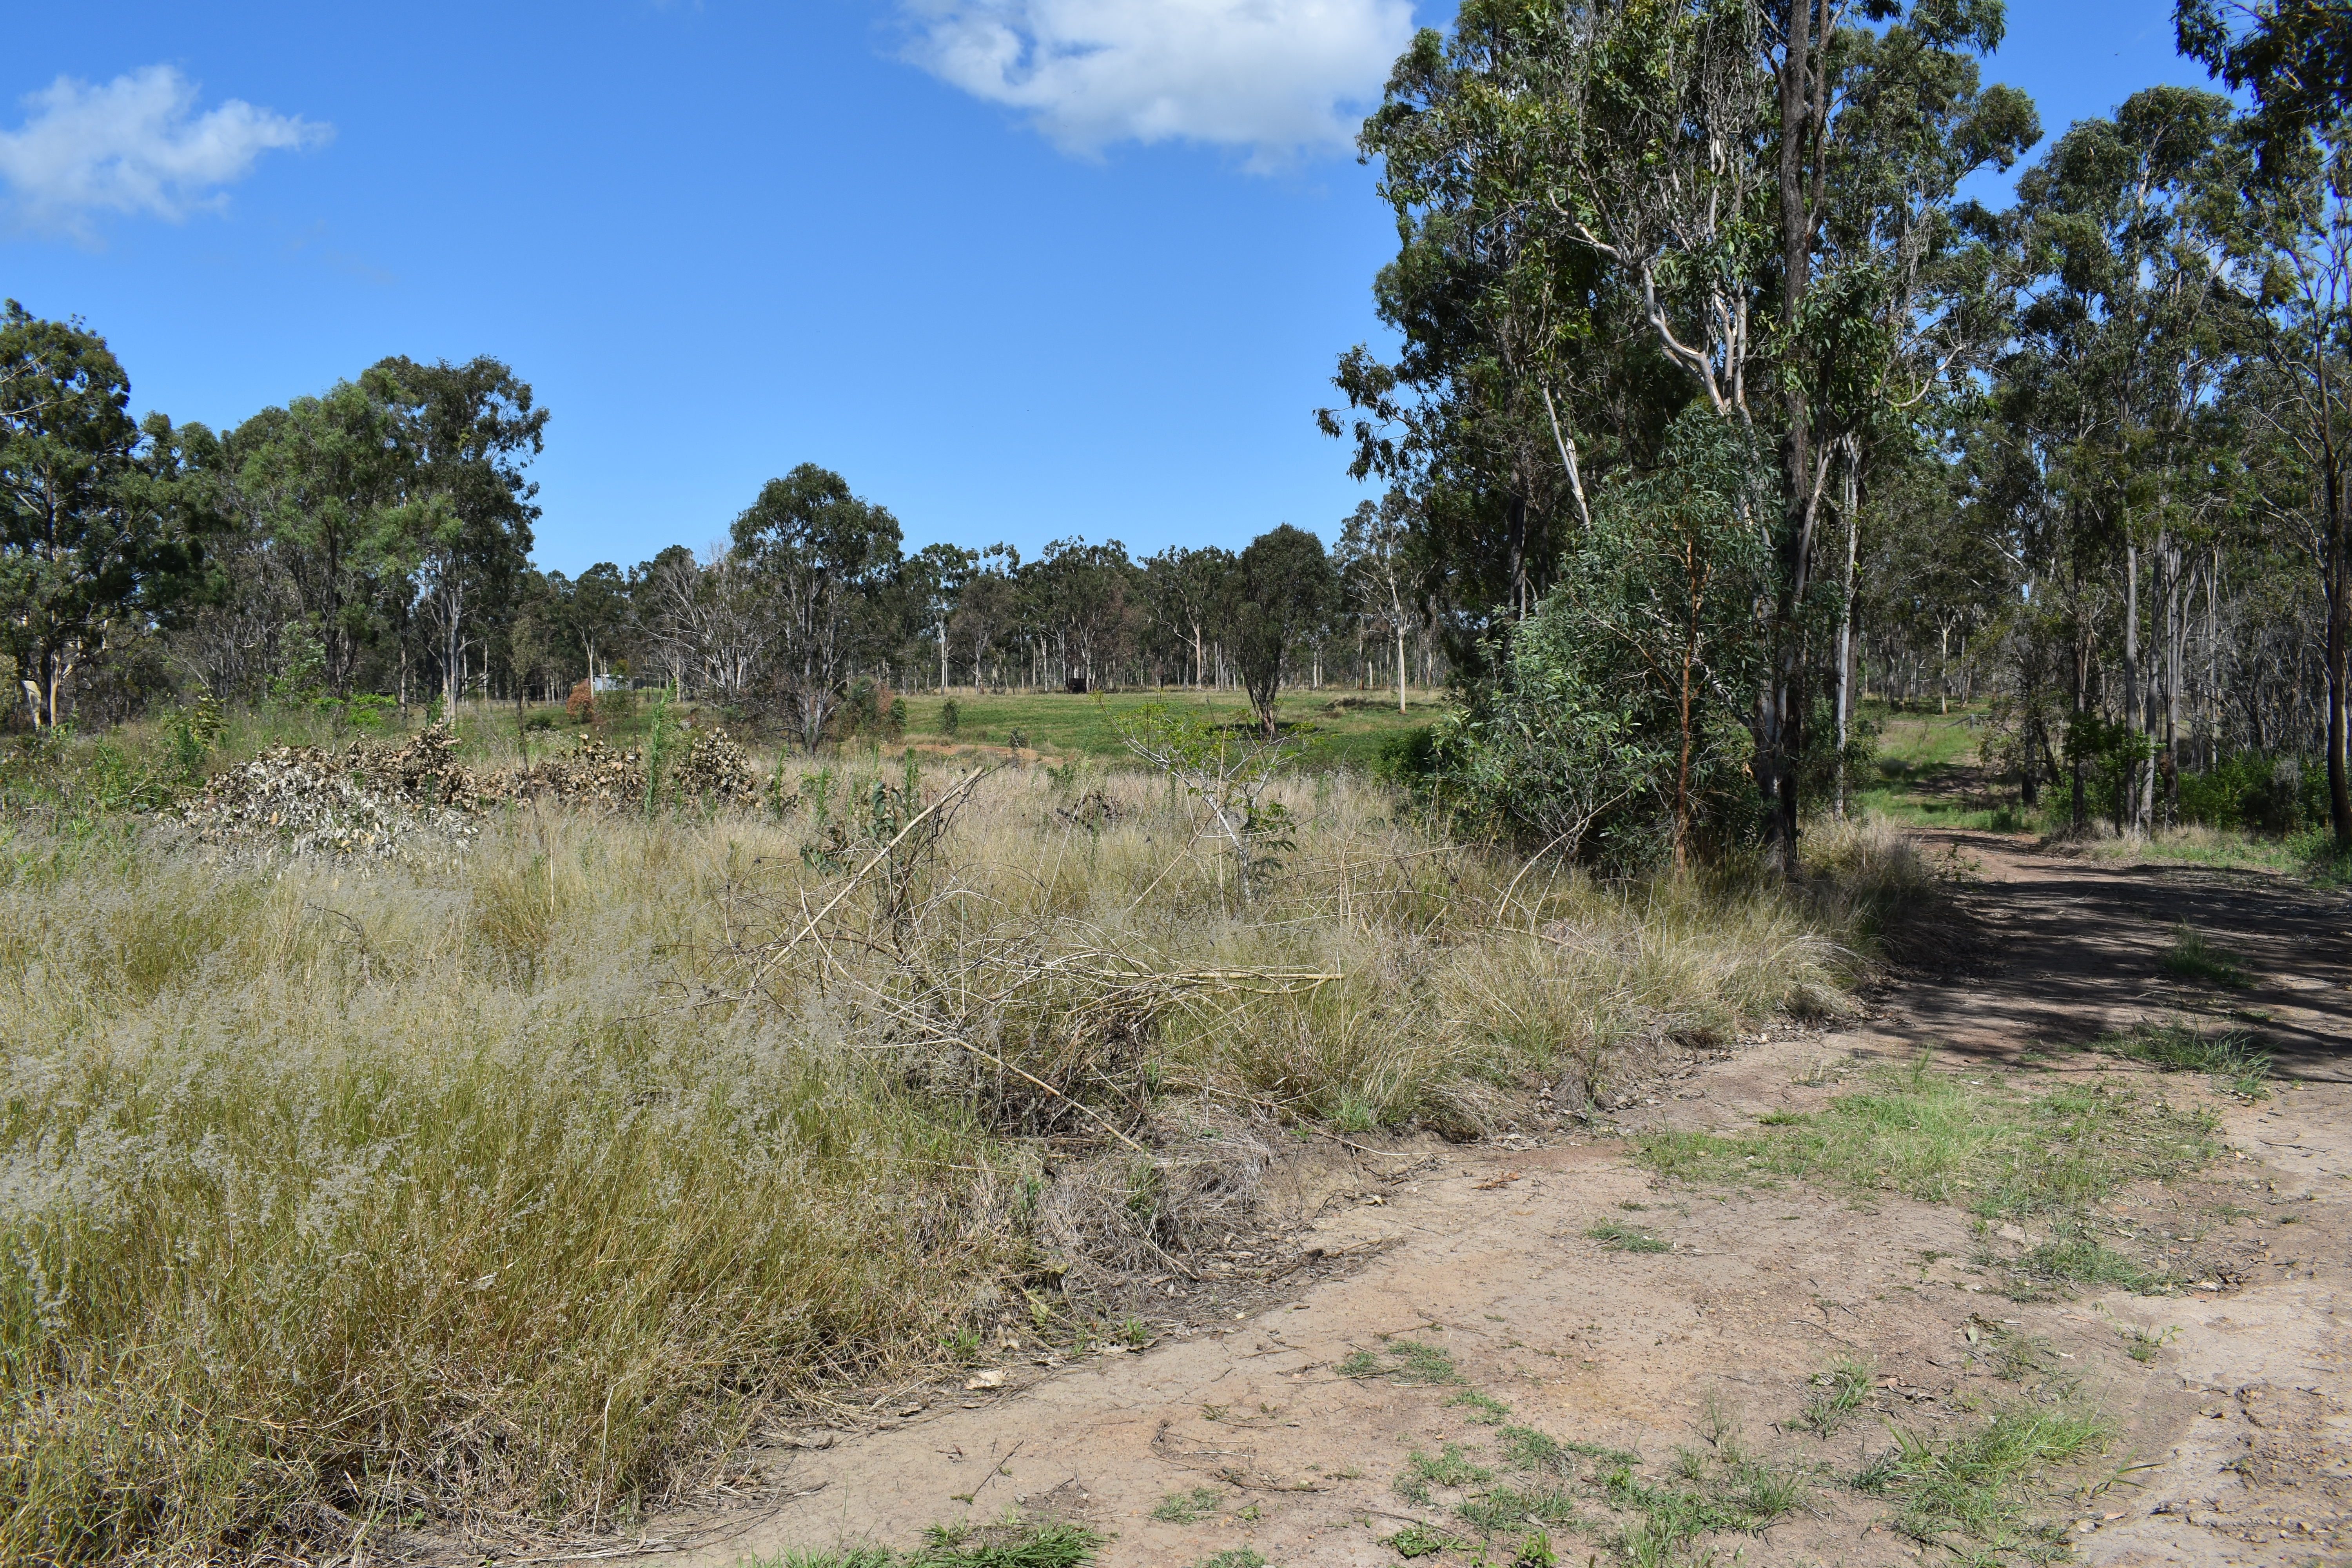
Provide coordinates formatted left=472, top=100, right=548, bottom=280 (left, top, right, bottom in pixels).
left=179, top=724, right=764, bottom=858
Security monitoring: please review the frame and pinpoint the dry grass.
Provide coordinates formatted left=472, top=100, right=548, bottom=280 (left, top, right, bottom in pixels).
left=0, top=747, right=1885, bottom=1563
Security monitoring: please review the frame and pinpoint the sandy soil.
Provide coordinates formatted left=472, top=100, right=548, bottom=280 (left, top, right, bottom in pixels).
left=651, top=831, right=2351, bottom=1568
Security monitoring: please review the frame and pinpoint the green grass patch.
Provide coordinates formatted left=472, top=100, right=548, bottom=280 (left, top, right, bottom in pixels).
left=766, top=1521, right=1106, bottom=1568
left=1343, top=1338, right=1465, bottom=1386
left=1585, top=1221, right=1671, bottom=1253
left=1858, top=1400, right=2113, bottom=1560
left=1150, top=1487, right=1223, bottom=1524
left=1793, top=1356, right=1874, bottom=1437
left=896, top=689, right=1439, bottom=772
left=1385, top=1523, right=1463, bottom=1558
left=1190, top=1552, right=1267, bottom=1568
left=2159, top=924, right=2250, bottom=988
left=1454, top=1481, right=1581, bottom=1530
left=2093, top=1021, right=2271, bottom=1099
left=1449, top=1389, right=1512, bottom=1424
left=1637, top=1054, right=2220, bottom=1223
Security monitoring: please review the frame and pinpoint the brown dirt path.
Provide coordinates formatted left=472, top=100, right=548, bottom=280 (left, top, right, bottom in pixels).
left=663, top=831, right=2352, bottom=1568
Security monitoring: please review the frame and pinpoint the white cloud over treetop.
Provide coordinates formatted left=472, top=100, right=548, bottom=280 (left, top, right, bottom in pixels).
left=901, top=0, right=1414, bottom=168
left=0, top=65, right=329, bottom=235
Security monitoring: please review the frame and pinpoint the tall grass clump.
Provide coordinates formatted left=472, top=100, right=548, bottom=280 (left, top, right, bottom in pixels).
left=0, top=744, right=1888, bottom=1562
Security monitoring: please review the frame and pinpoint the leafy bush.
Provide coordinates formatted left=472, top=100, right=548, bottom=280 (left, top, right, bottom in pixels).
left=1409, top=411, right=1771, bottom=871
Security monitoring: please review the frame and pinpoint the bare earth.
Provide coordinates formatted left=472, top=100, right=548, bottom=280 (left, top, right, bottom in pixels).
left=662, top=831, right=2352, bottom=1568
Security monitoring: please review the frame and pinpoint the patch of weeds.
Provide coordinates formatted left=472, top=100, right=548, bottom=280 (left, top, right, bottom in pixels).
left=1596, top=1443, right=1801, bottom=1549
left=2158, top=924, right=2250, bottom=988
left=1151, top=1487, right=1223, bottom=1524
left=1455, top=1483, right=1580, bottom=1531
left=1585, top=1221, right=1670, bottom=1254
left=1404, top=1443, right=1494, bottom=1492
left=1386, top=1523, right=1461, bottom=1558
left=1864, top=1399, right=2114, bottom=1559
left=1347, top=1339, right=1464, bottom=1386
left=1756, top=1110, right=1808, bottom=1126
left=1636, top=1053, right=2221, bottom=1231
left=1191, top=1552, right=1267, bottom=1568
left=2093, top=1021, right=2272, bottom=1100
left=1450, top=1389, right=1512, bottom=1425
left=1795, top=1357, right=1874, bottom=1437
left=1393, top=1339, right=1465, bottom=1383
left=1984, top=1329, right=2056, bottom=1383
left=768, top=1521, right=1107, bottom=1568
left=2118, top=1323, right=2177, bottom=1363
left=1497, top=1425, right=1640, bottom=1475
left=2014, top=1223, right=2171, bottom=1294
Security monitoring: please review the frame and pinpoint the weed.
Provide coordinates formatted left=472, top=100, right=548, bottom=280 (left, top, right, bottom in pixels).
left=1984, top=1330, right=2056, bottom=1383
left=1497, top=1425, right=1640, bottom=1475
left=1456, top=1483, right=1580, bottom=1530
left=1450, top=1390, right=1513, bottom=1424
left=1404, top=1443, right=1495, bottom=1492
left=1586, top=1221, right=1670, bottom=1253
left=2158, top=924, right=2250, bottom=987
left=1794, top=1357, right=1874, bottom=1437
left=1336, top=1351, right=1385, bottom=1379
left=2014, top=1225, right=2171, bottom=1294
left=1191, top=1552, right=1268, bottom=1568
left=1635, top=1053, right=2221, bottom=1278
left=1387, top=1523, right=1461, bottom=1558
left=1868, top=1400, right=2113, bottom=1556
left=2118, top=1323, right=2176, bottom=1363
left=1151, top=1487, right=1223, bottom=1524
left=2092, top=1022, right=2272, bottom=1099
left=763, top=1521, right=1105, bottom=1568
left=1393, top=1340, right=1466, bottom=1383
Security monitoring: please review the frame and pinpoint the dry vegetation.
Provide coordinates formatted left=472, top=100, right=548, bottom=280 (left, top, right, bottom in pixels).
left=0, top=726, right=1926, bottom=1563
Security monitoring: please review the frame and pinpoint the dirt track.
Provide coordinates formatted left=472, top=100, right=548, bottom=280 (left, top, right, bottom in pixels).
left=668, top=832, right=2352, bottom=1568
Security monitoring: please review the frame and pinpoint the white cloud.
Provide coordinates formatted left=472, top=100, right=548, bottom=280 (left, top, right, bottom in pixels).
left=0, top=65, right=329, bottom=236
left=901, top=0, right=1413, bottom=169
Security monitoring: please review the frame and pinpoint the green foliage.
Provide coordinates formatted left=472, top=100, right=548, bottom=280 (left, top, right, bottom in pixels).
left=762, top=1521, right=1105, bottom=1568
left=1416, top=412, right=1771, bottom=870
left=2092, top=1022, right=2272, bottom=1099
left=1868, top=1401, right=2113, bottom=1557
left=1795, top=1357, right=1875, bottom=1437
left=2158, top=924, right=2251, bottom=987
left=1584, top=1221, right=1670, bottom=1253
left=1150, top=1486, right=1223, bottom=1524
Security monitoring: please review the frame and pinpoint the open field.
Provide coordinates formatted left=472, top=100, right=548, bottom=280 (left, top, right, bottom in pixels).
left=0, top=716, right=1911, bottom=1564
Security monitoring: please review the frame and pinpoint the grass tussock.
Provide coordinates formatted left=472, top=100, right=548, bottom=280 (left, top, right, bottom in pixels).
left=2094, top=1020, right=2272, bottom=1099
left=0, top=744, right=1890, bottom=1563
left=1857, top=1400, right=2114, bottom=1561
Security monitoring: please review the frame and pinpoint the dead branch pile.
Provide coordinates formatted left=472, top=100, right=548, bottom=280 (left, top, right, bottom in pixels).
left=181, top=726, right=768, bottom=857
left=720, top=766, right=1335, bottom=1301
left=179, top=729, right=483, bottom=859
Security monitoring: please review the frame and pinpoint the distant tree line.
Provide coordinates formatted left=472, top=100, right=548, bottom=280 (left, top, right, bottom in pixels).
left=0, top=308, right=1446, bottom=745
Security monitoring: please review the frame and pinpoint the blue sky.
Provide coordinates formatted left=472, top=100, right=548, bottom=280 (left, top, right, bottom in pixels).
left=6, top=0, right=2216, bottom=575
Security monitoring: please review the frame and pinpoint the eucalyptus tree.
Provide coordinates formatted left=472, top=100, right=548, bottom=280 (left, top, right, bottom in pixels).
left=906, top=541, right=976, bottom=691
left=1329, top=0, right=2031, bottom=865
left=0, top=303, right=204, bottom=725
left=1232, top=525, right=1338, bottom=737
left=1143, top=544, right=1236, bottom=689
left=2005, top=89, right=2258, bottom=829
left=2238, top=123, right=2352, bottom=846
left=1339, top=490, right=1421, bottom=712
left=730, top=464, right=903, bottom=750
left=371, top=356, right=546, bottom=719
